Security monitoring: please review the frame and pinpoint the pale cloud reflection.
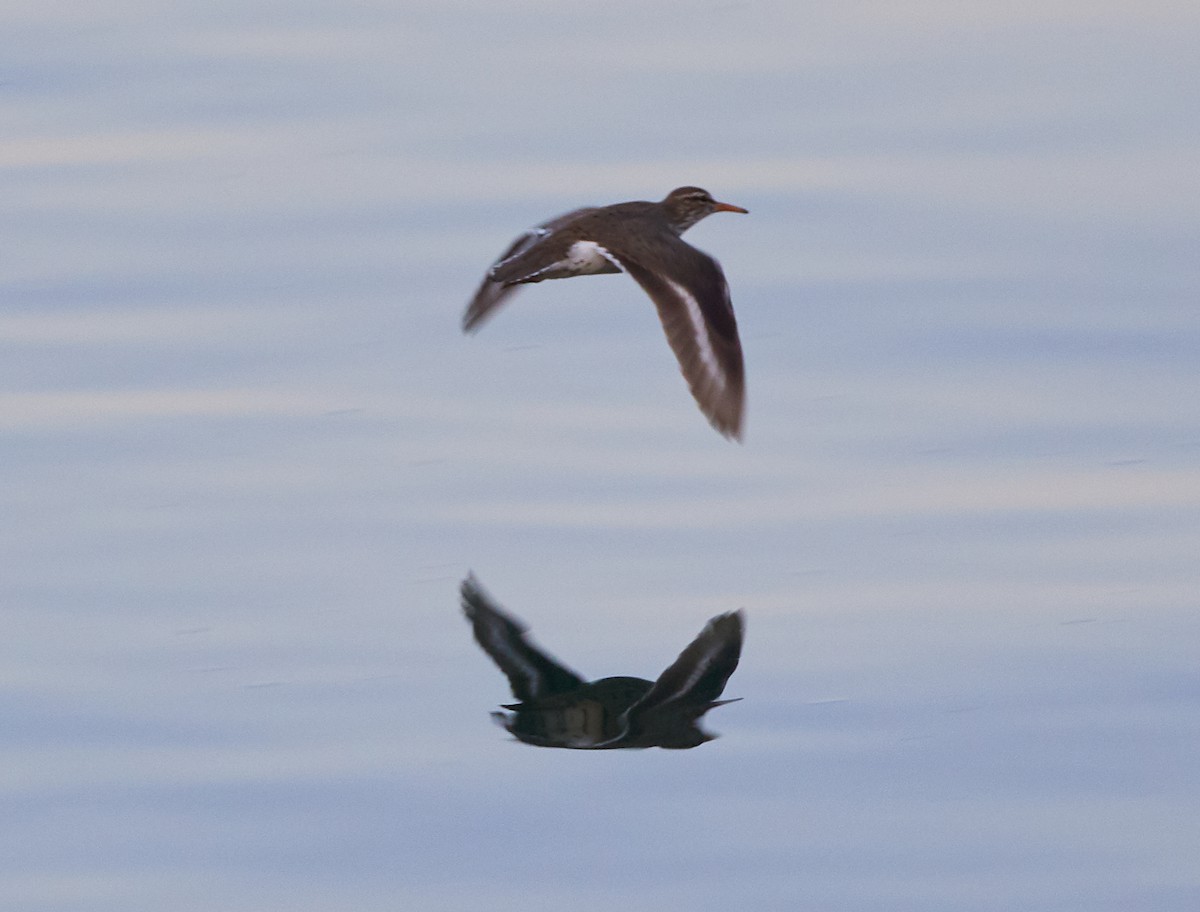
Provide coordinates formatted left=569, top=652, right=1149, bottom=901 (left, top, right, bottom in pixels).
left=422, top=464, right=1200, bottom=530
left=4, top=0, right=1199, bottom=909
left=6, top=129, right=1194, bottom=228
left=0, top=388, right=334, bottom=430
left=0, top=307, right=268, bottom=345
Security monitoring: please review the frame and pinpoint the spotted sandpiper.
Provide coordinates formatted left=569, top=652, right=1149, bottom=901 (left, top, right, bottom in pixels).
left=464, top=187, right=749, bottom=440
left=461, top=574, right=744, bottom=749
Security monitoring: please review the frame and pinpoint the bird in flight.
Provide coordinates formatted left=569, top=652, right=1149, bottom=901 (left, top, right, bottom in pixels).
left=464, top=186, right=749, bottom=440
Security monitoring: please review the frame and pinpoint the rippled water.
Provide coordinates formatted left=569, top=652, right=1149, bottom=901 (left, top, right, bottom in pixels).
left=4, top=2, right=1199, bottom=910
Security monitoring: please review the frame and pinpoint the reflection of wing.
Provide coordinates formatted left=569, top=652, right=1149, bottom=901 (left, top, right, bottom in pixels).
left=629, top=610, right=744, bottom=713
left=462, top=208, right=598, bottom=332
left=604, top=242, right=745, bottom=439
left=460, top=575, right=586, bottom=703
left=584, top=610, right=743, bottom=750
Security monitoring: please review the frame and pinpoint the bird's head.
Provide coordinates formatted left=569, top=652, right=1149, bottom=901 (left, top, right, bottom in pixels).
left=661, top=186, right=748, bottom=234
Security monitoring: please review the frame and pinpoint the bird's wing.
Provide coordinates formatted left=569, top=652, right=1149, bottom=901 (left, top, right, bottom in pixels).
left=463, top=231, right=534, bottom=332
left=629, top=610, right=744, bottom=713
left=462, top=207, right=599, bottom=332
left=591, top=610, right=744, bottom=749
left=601, top=239, right=746, bottom=439
left=460, top=575, right=587, bottom=702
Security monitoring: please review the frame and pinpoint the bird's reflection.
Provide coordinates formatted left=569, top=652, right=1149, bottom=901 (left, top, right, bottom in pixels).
left=461, top=575, right=744, bottom=749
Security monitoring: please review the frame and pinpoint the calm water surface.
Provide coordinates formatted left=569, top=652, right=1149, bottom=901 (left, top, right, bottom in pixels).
left=3, top=2, right=1199, bottom=910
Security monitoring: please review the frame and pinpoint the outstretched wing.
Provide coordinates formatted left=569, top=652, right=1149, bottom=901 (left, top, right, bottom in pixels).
left=460, top=575, right=587, bottom=703
left=462, top=207, right=599, bottom=332
left=632, top=610, right=744, bottom=713
left=594, top=609, right=744, bottom=749
left=462, top=231, right=536, bottom=332
left=603, top=240, right=745, bottom=439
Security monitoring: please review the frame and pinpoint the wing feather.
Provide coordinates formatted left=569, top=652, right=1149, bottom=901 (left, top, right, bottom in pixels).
left=462, top=207, right=598, bottom=332
left=606, top=243, right=745, bottom=439
left=632, top=611, right=744, bottom=713
left=461, top=576, right=587, bottom=702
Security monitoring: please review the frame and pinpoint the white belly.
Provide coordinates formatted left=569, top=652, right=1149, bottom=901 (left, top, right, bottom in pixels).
left=565, top=240, right=621, bottom=275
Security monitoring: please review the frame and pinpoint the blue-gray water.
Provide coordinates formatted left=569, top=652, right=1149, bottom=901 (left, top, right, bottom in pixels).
left=3, top=2, right=1199, bottom=910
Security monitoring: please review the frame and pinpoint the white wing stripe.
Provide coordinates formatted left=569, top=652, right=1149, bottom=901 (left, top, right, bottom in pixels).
left=664, top=276, right=725, bottom=392
left=593, top=244, right=624, bottom=270
left=490, top=229, right=540, bottom=273
left=481, top=619, right=545, bottom=698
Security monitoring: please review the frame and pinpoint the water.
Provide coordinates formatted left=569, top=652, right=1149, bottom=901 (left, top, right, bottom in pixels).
left=3, top=2, right=1199, bottom=910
